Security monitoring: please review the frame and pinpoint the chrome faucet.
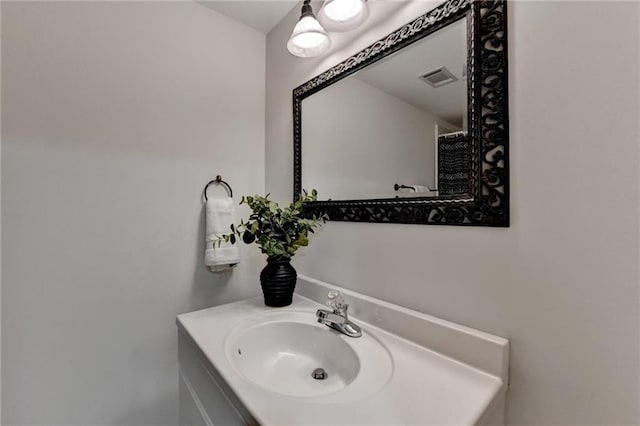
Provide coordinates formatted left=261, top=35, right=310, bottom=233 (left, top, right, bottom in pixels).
left=316, top=291, right=362, bottom=338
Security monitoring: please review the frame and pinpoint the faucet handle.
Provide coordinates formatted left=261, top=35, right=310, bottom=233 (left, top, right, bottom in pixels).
left=327, top=290, right=347, bottom=312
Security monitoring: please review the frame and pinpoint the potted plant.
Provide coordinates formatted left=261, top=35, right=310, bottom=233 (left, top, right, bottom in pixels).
left=215, top=190, right=328, bottom=307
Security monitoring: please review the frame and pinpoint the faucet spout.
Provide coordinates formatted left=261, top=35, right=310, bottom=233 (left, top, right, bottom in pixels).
left=315, top=291, right=362, bottom=338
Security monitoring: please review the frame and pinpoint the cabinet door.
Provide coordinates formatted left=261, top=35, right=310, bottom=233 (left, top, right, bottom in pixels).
left=178, top=333, right=247, bottom=426
left=179, top=372, right=210, bottom=426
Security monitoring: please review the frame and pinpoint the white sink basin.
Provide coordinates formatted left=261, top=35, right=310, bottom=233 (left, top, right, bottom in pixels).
left=224, top=310, right=392, bottom=399
left=177, top=289, right=509, bottom=425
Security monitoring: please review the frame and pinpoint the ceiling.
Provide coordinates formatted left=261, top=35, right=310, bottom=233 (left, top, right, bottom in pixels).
left=356, top=17, right=467, bottom=126
left=198, top=0, right=300, bottom=34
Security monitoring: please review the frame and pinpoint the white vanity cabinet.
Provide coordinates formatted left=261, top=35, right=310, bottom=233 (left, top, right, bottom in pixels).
left=178, top=331, right=252, bottom=426
left=177, top=276, right=509, bottom=426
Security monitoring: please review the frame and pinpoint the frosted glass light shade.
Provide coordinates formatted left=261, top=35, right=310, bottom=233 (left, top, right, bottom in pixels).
left=318, top=0, right=369, bottom=32
left=287, top=15, right=331, bottom=58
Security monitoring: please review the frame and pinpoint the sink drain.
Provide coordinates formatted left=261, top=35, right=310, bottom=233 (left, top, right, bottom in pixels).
left=311, top=368, right=328, bottom=380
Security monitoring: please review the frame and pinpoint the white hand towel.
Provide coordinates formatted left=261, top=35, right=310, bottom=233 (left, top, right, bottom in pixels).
left=204, top=197, right=240, bottom=273
left=411, top=185, right=432, bottom=193
left=397, top=184, right=432, bottom=193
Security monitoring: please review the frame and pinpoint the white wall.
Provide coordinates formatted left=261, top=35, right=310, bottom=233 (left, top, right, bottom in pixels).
left=303, top=77, right=443, bottom=199
left=2, top=2, right=265, bottom=424
left=0, top=2, right=3, bottom=421
left=266, top=1, right=639, bottom=424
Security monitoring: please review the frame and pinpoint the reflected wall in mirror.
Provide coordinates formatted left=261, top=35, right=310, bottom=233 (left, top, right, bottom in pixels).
left=294, top=0, right=509, bottom=226
left=302, top=18, right=468, bottom=200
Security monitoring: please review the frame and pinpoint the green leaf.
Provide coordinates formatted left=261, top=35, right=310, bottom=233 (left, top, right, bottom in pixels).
left=211, top=189, right=324, bottom=257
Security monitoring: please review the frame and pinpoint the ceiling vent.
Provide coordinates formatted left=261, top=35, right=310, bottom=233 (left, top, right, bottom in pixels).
left=418, top=66, right=458, bottom=88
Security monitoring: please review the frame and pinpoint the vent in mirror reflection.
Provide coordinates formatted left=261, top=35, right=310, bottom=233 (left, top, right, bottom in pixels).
left=419, top=66, right=458, bottom=88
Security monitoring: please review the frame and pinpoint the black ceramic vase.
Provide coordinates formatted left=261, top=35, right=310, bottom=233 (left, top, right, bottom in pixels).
left=260, top=256, right=297, bottom=307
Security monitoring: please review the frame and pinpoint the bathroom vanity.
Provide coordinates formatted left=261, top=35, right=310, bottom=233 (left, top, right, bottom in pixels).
left=176, top=276, right=509, bottom=425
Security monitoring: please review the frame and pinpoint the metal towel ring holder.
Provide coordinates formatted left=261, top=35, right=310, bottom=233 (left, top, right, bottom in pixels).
left=203, top=175, right=233, bottom=201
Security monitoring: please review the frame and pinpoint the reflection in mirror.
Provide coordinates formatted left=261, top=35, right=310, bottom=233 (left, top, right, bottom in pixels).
left=294, top=0, right=509, bottom=226
left=302, top=17, right=467, bottom=200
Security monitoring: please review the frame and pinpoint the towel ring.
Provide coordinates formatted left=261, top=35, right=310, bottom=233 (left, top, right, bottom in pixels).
left=203, top=175, right=233, bottom=200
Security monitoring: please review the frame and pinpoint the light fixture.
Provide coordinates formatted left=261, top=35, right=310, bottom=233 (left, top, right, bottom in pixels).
left=287, top=0, right=331, bottom=58
left=318, top=0, right=369, bottom=32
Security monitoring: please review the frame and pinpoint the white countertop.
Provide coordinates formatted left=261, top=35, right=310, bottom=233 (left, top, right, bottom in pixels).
left=176, top=293, right=508, bottom=425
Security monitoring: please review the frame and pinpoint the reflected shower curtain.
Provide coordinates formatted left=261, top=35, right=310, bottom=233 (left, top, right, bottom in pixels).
left=437, top=131, right=469, bottom=195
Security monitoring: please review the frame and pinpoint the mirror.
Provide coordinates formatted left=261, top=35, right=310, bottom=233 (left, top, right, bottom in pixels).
left=302, top=18, right=468, bottom=200
left=293, top=0, right=509, bottom=226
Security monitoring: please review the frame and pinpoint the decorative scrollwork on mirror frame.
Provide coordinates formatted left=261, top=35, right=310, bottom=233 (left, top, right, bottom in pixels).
left=293, top=0, right=509, bottom=227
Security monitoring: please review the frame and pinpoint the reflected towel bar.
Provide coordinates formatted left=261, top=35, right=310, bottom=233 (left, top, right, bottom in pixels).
left=394, top=183, right=437, bottom=192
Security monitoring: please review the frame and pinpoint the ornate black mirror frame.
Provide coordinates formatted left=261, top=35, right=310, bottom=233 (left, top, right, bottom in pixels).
left=293, top=0, right=509, bottom=226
